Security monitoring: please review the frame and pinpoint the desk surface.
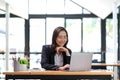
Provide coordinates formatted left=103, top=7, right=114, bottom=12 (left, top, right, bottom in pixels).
left=3, top=70, right=113, bottom=76
left=92, top=63, right=120, bottom=66
left=3, top=70, right=114, bottom=80
left=30, top=70, right=113, bottom=75
left=3, top=71, right=30, bottom=75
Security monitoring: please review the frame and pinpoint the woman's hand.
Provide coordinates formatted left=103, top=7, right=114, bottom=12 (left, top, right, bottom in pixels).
left=56, top=47, right=70, bottom=56
left=57, top=64, right=70, bottom=71
left=63, top=64, right=70, bottom=69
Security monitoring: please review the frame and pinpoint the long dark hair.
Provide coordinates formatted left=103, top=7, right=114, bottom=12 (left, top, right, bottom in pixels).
left=51, top=26, right=68, bottom=47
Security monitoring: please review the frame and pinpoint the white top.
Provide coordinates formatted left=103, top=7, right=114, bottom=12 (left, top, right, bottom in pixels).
left=54, top=53, right=63, bottom=66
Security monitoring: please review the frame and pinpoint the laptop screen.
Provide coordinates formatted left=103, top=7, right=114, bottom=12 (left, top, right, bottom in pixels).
left=69, top=52, right=93, bottom=71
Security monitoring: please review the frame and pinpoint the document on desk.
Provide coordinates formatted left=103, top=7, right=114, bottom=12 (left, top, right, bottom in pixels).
left=29, top=68, right=45, bottom=71
left=90, top=69, right=112, bottom=72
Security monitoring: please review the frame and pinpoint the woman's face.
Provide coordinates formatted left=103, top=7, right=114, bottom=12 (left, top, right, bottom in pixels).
left=56, top=31, right=67, bottom=47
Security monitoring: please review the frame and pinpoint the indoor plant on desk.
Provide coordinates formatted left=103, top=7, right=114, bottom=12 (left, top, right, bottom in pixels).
left=19, top=58, right=29, bottom=68
left=13, top=55, right=29, bottom=71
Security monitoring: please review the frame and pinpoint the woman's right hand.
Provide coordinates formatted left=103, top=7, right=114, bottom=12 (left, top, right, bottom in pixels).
left=57, top=66, right=65, bottom=71
left=63, top=64, right=70, bottom=69
left=57, top=64, right=70, bottom=71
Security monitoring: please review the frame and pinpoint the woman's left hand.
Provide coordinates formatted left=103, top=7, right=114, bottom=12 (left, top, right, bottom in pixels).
left=56, top=47, right=70, bottom=56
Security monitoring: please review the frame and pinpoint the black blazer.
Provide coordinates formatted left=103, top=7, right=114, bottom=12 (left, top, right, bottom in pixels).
left=41, top=45, right=72, bottom=70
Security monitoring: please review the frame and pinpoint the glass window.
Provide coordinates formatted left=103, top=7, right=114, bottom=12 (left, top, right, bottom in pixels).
left=9, top=18, right=25, bottom=52
left=46, top=18, right=64, bottom=44
left=0, top=18, right=25, bottom=73
left=83, top=18, right=101, bottom=52
left=66, top=19, right=81, bottom=52
left=30, top=54, right=42, bottom=69
left=0, top=18, right=25, bottom=52
left=106, top=19, right=114, bottom=63
left=0, top=18, right=6, bottom=51
left=0, top=18, right=6, bottom=76
left=30, top=19, right=45, bottom=52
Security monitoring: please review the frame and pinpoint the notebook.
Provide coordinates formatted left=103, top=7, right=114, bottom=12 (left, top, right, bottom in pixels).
left=69, top=52, right=93, bottom=71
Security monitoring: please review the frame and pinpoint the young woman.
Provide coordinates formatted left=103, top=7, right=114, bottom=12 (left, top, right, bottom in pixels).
left=41, top=26, right=72, bottom=70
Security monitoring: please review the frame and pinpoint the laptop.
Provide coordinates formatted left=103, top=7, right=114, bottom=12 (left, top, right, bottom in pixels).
left=69, top=52, right=93, bottom=71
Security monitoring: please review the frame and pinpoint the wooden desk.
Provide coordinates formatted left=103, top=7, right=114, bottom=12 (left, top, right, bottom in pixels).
left=3, top=70, right=113, bottom=80
left=92, top=63, right=120, bottom=80
left=92, top=63, right=120, bottom=66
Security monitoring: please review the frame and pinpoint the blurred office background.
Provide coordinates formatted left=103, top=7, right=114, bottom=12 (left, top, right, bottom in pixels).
left=0, top=0, right=120, bottom=79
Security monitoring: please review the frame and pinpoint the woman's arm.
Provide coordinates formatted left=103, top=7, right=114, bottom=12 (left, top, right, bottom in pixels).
left=41, top=45, right=59, bottom=70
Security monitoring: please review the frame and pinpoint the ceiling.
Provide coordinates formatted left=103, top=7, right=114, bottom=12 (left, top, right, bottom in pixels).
left=0, top=0, right=120, bottom=19
left=0, top=0, right=28, bottom=19
left=71, top=0, right=120, bottom=19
